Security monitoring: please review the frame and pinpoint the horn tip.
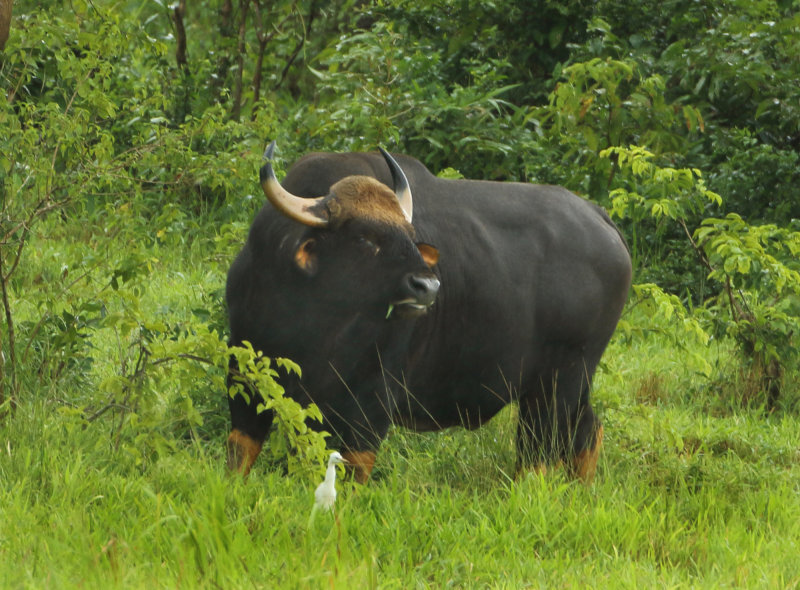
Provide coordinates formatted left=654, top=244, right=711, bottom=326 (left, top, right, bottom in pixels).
left=263, top=140, right=277, bottom=161
left=260, top=141, right=278, bottom=183
left=259, top=160, right=276, bottom=184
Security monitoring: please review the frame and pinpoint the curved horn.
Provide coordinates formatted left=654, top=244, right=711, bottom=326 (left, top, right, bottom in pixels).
left=260, top=141, right=329, bottom=228
left=379, top=147, right=413, bottom=224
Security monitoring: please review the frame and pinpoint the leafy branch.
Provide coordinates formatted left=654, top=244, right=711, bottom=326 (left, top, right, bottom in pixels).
left=604, top=145, right=800, bottom=407
left=228, top=341, right=330, bottom=479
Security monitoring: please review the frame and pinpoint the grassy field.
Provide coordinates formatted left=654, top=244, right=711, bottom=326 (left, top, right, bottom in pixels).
left=2, top=228, right=800, bottom=589
left=3, top=2, right=800, bottom=587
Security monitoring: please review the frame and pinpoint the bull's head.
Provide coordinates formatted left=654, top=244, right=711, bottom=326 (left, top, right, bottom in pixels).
left=260, top=141, right=414, bottom=228
left=259, top=141, right=440, bottom=320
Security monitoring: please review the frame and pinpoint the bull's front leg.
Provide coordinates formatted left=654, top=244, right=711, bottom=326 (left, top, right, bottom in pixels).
left=226, top=429, right=265, bottom=475
left=332, top=400, right=391, bottom=484
left=226, top=355, right=273, bottom=475
left=340, top=450, right=378, bottom=483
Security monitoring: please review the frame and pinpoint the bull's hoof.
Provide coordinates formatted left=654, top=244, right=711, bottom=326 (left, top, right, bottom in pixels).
left=340, top=450, right=377, bottom=483
left=226, top=429, right=263, bottom=475
left=515, top=424, right=604, bottom=484
left=569, top=424, right=604, bottom=484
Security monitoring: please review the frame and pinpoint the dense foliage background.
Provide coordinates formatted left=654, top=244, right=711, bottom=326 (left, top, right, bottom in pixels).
left=1, top=1, right=799, bottom=587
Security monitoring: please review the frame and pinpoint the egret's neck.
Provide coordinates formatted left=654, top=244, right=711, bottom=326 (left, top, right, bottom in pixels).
left=324, top=463, right=337, bottom=485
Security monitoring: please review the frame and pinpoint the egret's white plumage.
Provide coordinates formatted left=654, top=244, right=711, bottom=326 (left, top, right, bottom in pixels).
left=309, top=452, right=346, bottom=525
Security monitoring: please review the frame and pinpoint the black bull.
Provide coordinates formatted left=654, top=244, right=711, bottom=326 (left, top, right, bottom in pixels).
left=225, top=144, right=632, bottom=482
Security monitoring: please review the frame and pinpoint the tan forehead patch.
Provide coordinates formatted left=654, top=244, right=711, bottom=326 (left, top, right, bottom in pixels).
left=325, top=176, right=412, bottom=230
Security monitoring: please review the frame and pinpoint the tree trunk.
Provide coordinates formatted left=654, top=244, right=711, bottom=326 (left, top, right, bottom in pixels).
left=211, top=0, right=234, bottom=104
left=172, top=0, right=187, bottom=68
left=230, top=0, right=249, bottom=121
left=0, top=0, right=13, bottom=51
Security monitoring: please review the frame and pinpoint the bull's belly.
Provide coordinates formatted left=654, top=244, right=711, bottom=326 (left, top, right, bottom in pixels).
left=391, top=384, right=511, bottom=432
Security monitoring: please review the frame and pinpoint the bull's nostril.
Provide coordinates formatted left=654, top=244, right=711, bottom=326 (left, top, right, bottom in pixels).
left=406, top=274, right=440, bottom=304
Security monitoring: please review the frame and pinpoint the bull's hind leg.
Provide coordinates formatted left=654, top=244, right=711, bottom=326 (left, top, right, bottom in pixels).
left=571, top=421, right=603, bottom=482
left=515, top=366, right=603, bottom=483
left=563, top=392, right=603, bottom=483
left=515, top=389, right=559, bottom=476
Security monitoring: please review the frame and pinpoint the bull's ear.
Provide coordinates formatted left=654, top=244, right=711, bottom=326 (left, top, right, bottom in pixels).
left=417, top=243, right=439, bottom=268
left=294, top=238, right=318, bottom=275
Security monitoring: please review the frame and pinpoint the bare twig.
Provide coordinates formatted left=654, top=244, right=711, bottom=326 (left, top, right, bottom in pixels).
left=0, top=247, right=17, bottom=407
left=274, top=0, right=320, bottom=92
left=1, top=199, right=59, bottom=247
left=678, top=217, right=749, bottom=323
left=150, top=352, right=217, bottom=367
left=112, top=343, right=149, bottom=450
left=7, top=50, right=29, bottom=104
left=84, top=401, right=131, bottom=423
left=249, top=1, right=296, bottom=114
left=250, top=0, right=269, bottom=109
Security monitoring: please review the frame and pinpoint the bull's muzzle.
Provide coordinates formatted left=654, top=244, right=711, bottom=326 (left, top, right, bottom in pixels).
left=405, top=273, right=440, bottom=307
left=388, top=273, right=440, bottom=319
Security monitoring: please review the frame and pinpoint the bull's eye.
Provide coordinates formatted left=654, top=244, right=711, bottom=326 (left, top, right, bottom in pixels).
left=357, top=236, right=380, bottom=255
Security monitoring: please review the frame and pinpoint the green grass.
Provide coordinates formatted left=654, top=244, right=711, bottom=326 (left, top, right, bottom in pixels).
left=3, top=365, right=800, bottom=588
left=2, top=221, right=800, bottom=588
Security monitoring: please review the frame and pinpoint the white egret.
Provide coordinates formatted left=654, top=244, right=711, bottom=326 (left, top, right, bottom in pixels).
left=308, top=451, right=347, bottom=525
